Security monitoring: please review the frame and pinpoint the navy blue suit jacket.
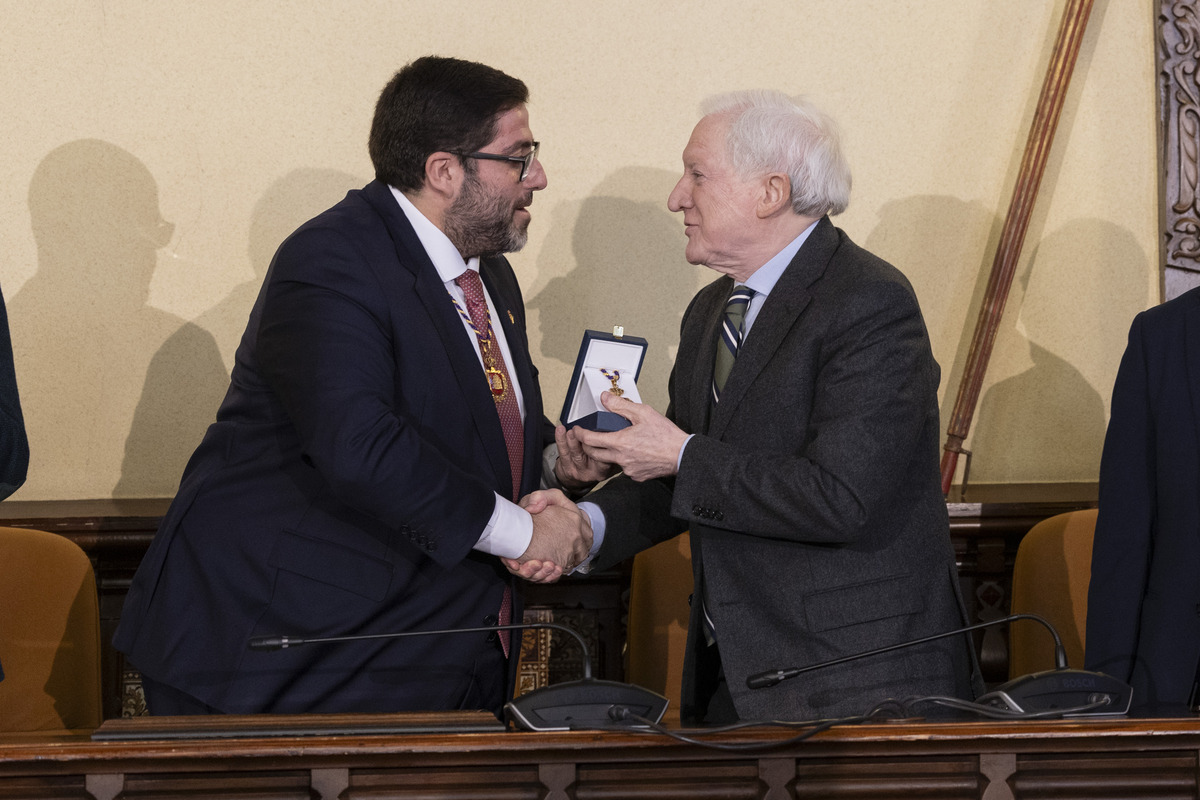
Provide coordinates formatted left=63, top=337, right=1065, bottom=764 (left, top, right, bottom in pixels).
left=114, top=181, right=548, bottom=714
left=1085, top=286, right=1200, bottom=712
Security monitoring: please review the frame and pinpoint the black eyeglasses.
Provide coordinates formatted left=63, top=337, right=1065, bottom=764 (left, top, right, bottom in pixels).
left=456, top=141, right=540, bottom=182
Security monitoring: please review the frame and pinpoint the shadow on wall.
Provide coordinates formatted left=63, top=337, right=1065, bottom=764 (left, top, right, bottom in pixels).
left=863, top=195, right=1005, bottom=451
left=195, top=168, right=364, bottom=367
left=864, top=200, right=1147, bottom=483
left=528, top=167, right=696, bottom=417
left=969, top=219, right=1149, bottom=483
left=12, top=139, right=227, bottom=498
left=128, top=169, right=366, bottom=498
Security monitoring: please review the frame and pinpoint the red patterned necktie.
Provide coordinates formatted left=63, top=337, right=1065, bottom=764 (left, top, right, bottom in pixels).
left=454, top=269, right=522, bottom=656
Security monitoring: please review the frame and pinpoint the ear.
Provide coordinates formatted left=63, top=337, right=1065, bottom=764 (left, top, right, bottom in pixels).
left=422, top=151, right=461, bottom=201
left=756, top=173, right=792, bottom=219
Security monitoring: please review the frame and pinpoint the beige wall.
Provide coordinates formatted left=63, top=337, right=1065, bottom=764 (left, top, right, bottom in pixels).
left=0, top=0, right=1157, bottom=500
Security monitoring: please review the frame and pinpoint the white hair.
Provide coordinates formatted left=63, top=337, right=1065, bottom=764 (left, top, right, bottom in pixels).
left=700, top=90, right=851, bottom=217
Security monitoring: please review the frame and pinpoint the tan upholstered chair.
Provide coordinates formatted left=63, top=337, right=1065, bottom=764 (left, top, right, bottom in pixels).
left=0, top=526, right=103, bottom=733
left=1008, top=509, right=1098, bottom=679
left=625, top=533, right=692, bottom=725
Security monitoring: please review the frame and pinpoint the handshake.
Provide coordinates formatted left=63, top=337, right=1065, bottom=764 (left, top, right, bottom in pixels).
left=501, top=392, right=690, bottom=584
left=504, top=489, right=591, bottom=585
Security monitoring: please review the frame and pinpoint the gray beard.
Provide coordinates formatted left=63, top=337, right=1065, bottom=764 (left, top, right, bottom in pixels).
left=443, top=175, right=530, bottom=258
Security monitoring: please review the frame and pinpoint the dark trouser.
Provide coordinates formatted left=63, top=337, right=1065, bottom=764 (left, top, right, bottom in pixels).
left=692, top=641, right=738, bottom=724
left=140, top=674, right=223, bottom=715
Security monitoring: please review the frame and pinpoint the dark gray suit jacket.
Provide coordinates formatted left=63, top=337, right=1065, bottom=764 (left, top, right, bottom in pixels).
left=591, top=217, right=978, bottom=721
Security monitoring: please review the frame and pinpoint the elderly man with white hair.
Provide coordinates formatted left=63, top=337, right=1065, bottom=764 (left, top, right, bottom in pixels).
left=517, top=90, right=980, bottom=723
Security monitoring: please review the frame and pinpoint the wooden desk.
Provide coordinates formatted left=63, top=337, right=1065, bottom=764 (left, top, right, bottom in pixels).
left=0, top=715, right=1196, bottom=799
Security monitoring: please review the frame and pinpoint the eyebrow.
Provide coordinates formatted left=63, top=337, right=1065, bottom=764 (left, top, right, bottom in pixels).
left=503, top=139, right=535, bottom=155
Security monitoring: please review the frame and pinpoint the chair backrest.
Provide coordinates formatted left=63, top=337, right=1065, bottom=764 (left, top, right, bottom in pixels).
left=1008, top=509, right=1098, bottom=679
left=0, top=526, right=102, bottom=732
left=625, top=533, right=692, bottom=725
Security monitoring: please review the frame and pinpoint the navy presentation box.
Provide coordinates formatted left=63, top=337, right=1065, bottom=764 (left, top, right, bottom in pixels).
left=560, top=328, right=648, bottom=431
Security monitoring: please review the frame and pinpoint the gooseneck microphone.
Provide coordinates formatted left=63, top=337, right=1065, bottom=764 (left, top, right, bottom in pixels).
left=746, top=613, right=1066, bottom=689
left=249, top=621, right=669, bottom=732
left=251, top=623, right=595, bottom=678
left=746, top=613, right=1132, bottom=716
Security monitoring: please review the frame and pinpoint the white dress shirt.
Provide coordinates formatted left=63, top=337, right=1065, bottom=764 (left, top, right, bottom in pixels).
left=390, top=186, right=532, bottom=559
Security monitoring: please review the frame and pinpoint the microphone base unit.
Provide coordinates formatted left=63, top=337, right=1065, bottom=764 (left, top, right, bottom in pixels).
left=978, top=669, right=1133, bottom=716
left=504, top=679, right=669, bottom=732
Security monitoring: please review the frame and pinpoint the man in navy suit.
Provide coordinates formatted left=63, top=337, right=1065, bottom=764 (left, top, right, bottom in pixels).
left=0, top=287, right=28, bottom=501
left=114, top=56, right=593, bottom=716
left=521, top=91, right=978, bottom=723
left=1086, top=286, right=1200, bottom=714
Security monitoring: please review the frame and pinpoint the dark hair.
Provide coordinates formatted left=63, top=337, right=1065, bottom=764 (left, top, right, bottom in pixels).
left=369, top=56, right=529, bottom=192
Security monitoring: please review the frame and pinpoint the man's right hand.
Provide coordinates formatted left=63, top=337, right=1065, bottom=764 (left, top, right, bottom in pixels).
left=505, top=490, right=592, bottom=583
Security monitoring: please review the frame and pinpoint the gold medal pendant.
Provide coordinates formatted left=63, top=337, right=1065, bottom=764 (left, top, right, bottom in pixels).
left=486, top=366, right=507, bottom=401
left=600, top=368, right=623, bottom=397
left=480, top=340, right=507, bottom=402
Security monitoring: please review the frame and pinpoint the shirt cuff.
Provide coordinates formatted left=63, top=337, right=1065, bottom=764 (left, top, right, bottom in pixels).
left=676, top=434, right=695, bottom=472
left=541, top=443, right=561, bottom=490
left=570, top=501, right=607, bottom=574
left=472, top=493, right=533, bottom=559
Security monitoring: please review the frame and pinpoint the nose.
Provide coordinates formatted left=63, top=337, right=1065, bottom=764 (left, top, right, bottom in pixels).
left=526, top=156, right=548, bottom=190
left=667, top=177, right=688, bottom=212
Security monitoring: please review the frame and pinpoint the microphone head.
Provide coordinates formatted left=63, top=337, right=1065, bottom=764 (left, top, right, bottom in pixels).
left=248, top=635, right=290, bottom=650
left=745, top=670, right=787, bottom=690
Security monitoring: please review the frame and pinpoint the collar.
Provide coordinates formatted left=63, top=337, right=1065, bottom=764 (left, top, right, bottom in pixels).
left=389, top=186, right=481, bottom=280
left=742, top=219, right=819, bottom=299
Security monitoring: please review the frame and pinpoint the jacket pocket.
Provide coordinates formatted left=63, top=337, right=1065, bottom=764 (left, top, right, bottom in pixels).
left=804, top=573, right=925, bottom=632
left=268, top=528, right=394, bottom=603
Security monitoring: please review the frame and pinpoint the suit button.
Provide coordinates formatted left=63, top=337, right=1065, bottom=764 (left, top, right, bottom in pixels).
left=714, top=511, right=724, bottom=521
left=692, top=505, right=703, bottom=516
left=483, top=615, right=498, bottom=625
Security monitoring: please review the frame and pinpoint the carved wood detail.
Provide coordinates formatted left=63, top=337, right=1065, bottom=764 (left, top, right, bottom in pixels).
left=1160, top=0, right=1200, bottom=299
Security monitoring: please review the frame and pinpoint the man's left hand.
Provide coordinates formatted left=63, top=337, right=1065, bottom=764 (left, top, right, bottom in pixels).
left=573, top=392, right=689, bottom=482
left=553, top=424, right=618, bottom=490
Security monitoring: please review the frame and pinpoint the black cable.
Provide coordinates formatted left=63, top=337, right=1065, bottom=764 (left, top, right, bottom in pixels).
left=584, top=694, right=1113, bottom=751
left=601, top=706, right=874, bottom=751
left=913, top=695, right=1113, bottom=720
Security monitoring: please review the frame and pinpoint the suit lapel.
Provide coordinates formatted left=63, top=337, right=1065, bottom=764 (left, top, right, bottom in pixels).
left=362, top=182, right=514, bottom=496
left=706, top=217, right=836, bottom=438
